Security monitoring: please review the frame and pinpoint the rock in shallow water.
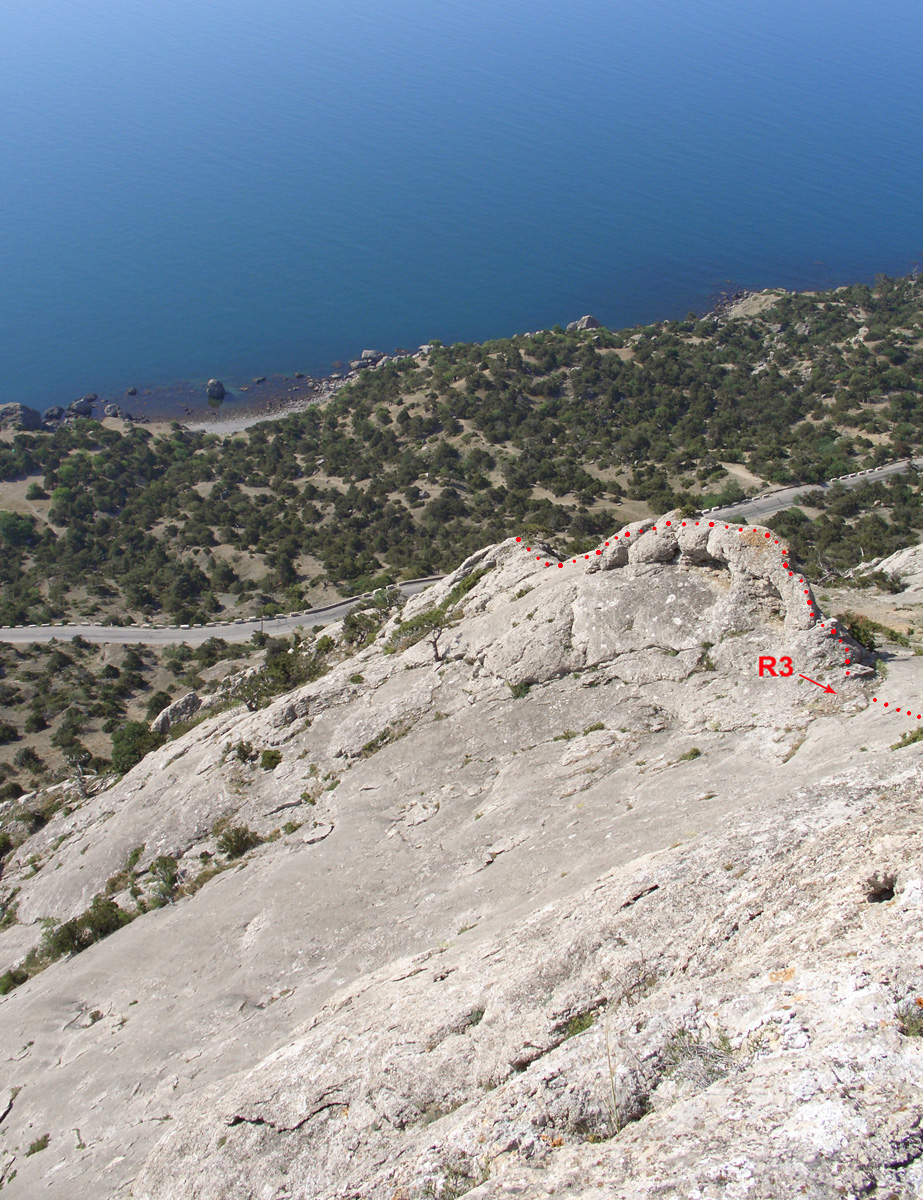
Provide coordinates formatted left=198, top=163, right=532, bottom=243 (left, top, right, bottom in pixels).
left=206, top=378, right=226, bottom=400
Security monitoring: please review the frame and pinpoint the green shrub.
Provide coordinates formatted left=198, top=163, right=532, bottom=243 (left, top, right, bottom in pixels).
left=508, top=682, right=531, bottom=699
left=836, top=611, right=908, bottom=650
left=145, top=690, right=173, bottom=721
left=898, top=998, right=923, bottom=1037
left=235, top=740, right=255, bottom=762
left=13, top=746, right=44, bottom=772
left=385, top=567, right=494, bottom=655
left=0, top=967, right=29, bottom=995
left=0, top=720, right=20, bottom=744
left=42, top=894, right=132, bottom=961
left=216, top=825, right=262, bottom=859
left=678, top=747, right=702, bottom=761
left=25, top=1134, right=49, bottom=1156
left=260, top=749, right=282, bottom=770
left=24, top=710, right=48, bottom=734
left=149, top=855, right=179, bottom=905
left=110, top=721, right=166, bottom=773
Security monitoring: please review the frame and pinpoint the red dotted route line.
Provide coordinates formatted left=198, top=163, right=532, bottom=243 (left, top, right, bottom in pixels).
left=514, top=519, right=919, bottom=722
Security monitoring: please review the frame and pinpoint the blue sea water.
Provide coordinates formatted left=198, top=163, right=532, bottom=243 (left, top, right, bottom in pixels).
left=1, top=0, right=921, bottom=410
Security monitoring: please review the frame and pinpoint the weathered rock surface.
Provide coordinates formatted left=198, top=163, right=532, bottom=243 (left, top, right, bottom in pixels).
left=876, top=543, right=923, bottom=595
left=42, top=405, right=64, bottom=421
left=149, top=690, right=202, bottom=733
left=1, top=515, right=921, bottom=1200
left=206, top=379, right=225, bottom=400
left=68, top=397, right=94, bottom=416
left=0, top=403, right=42, bottom=431
left=566, top=315, right=602, bottom=331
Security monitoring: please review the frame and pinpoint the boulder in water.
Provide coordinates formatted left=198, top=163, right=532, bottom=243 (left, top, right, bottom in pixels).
left=206, top=379, right=226, bottom=400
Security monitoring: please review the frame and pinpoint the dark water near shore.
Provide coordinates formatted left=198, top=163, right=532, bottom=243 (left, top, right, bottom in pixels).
left=1, top=0, right=922, bottom=417
left=96, top=376, right=322, bottom=426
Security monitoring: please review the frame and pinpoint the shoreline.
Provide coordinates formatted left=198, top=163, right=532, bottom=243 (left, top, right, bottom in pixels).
left=1, top=346, right=428, bottom=438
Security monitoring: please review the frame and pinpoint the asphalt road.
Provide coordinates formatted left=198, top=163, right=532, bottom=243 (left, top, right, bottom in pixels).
left=0, top=578, right=442, bottom=646
left=702, top=457, right=919, bottom=525
left=1, top=457, right=918, bottom=647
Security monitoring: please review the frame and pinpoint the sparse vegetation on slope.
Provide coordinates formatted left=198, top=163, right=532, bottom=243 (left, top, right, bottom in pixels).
left=1, top=274, right=922, bottom=628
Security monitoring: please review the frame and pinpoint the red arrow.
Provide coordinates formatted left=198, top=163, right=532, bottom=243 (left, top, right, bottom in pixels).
left=799, top=674, right=836, bottom=694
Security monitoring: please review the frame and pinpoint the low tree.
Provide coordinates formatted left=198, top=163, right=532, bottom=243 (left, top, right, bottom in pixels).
left=110, top=721, right=165, bottom=774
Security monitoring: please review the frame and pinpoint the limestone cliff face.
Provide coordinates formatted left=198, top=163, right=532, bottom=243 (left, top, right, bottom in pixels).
left=1, top=516, right=920, bottom=1200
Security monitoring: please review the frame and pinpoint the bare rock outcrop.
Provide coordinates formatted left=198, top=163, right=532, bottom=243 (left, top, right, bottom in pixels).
left=0, top=403, right=42, bottom=431
left=132, top=766, right=923, bottom=1200
left=149, top=691, right=202, bottom=733
left=0, top=515, right=913, bottom=1200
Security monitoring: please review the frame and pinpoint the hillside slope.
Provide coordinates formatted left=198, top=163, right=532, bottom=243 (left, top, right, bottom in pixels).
left=0, top=517, right=922, bottom=1198
left=1, top=272, right=922, bottom=631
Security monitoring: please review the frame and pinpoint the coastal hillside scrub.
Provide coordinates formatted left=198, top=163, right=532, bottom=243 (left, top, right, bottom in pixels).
left=0, top=274, right=921, bottom=628
left=0, top=635, right=262, bottom=809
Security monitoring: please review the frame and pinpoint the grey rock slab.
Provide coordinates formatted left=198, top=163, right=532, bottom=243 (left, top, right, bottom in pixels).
left=0, top=403, right=42, bottom=431
left=0, top=515, right=901, bottom=1198
left=149, top=691, right=202, bottom=733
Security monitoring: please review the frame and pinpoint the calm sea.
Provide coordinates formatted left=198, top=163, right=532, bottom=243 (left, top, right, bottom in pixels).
left=1, top=0, right=921, bottom=412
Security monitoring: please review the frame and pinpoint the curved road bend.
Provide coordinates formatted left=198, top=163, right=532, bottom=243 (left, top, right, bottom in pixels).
left=1, top=458, right=919, bottom=647
left=0, top=578, right=443, bottom=647
left=704, top=457, right=920, bottom=525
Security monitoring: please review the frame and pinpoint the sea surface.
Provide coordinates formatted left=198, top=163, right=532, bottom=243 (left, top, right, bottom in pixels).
left=1, top=0, right=922, bottom=416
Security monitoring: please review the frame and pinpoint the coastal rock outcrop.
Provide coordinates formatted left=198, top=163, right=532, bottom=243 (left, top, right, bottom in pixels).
left=206, top=378, right=226, bottom=400
left=566, top=314, right=601, bottom=331
left=0, top=514, right=915, bottom=1200
left=0, top=403, right=42, bottom=431
left=68, top=397, right=94, bottom=416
